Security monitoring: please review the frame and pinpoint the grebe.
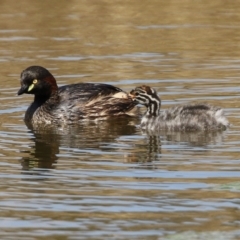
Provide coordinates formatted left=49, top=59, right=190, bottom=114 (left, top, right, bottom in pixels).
left=130, top=85, right=229, bottom=132
left=17, top=66, right=138, bottom=125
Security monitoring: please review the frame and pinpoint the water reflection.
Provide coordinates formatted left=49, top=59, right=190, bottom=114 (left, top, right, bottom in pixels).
left=142, top=128, right=226, bottom=147
left=1, top=0, right=240, bottom=238
left=163, top=130, right=226, bottom=147
left=127, top=134, right=161, bottom=168
left=20, top=131, right=59, bottom=171
left=20, top=118, right=139, bottom=172
left=20, top=116, right=227, bottom=175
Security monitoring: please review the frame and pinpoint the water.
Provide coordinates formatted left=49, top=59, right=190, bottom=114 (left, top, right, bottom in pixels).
left=0, top=0, right=240, bottom=239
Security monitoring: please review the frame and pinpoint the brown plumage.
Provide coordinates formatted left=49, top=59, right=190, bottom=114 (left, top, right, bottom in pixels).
left=17, top=66, right=138, bottom=125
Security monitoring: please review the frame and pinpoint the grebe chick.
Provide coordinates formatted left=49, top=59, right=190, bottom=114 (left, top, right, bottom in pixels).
left=17, top=66, right=138, bottom=125
left=130, top=85, right=229, bottom=132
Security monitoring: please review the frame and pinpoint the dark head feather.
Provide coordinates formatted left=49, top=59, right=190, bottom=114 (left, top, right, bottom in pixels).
left=18, top=66, right=58, bottom=96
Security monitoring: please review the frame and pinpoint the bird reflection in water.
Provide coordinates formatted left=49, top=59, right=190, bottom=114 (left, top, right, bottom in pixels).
left=20, top=117, right=227, bottom=176
left=127, top=128, right=227, bottom=171
left=146, top=129, right=227, bottom=147
left=20, top=118, right=140, bottom=175
left=21, top=131, right=59, bottom=172
left=126, top=134, right=161, bottom=169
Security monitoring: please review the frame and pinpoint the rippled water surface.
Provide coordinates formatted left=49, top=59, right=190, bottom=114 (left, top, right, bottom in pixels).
left=1, top=1, right=240, bottom=239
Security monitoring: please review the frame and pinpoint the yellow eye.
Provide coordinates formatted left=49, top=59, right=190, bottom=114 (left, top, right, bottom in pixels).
left=28, top=79, right=38, bottom=92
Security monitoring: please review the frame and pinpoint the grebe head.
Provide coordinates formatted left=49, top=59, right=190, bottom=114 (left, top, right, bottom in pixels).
left=18, top=66, right=58, bottom=97
left=130, top=85, right=160, bottom=106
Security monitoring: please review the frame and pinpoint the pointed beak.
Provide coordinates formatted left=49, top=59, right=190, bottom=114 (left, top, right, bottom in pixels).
left=17, top=84, right=28, bottom=95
